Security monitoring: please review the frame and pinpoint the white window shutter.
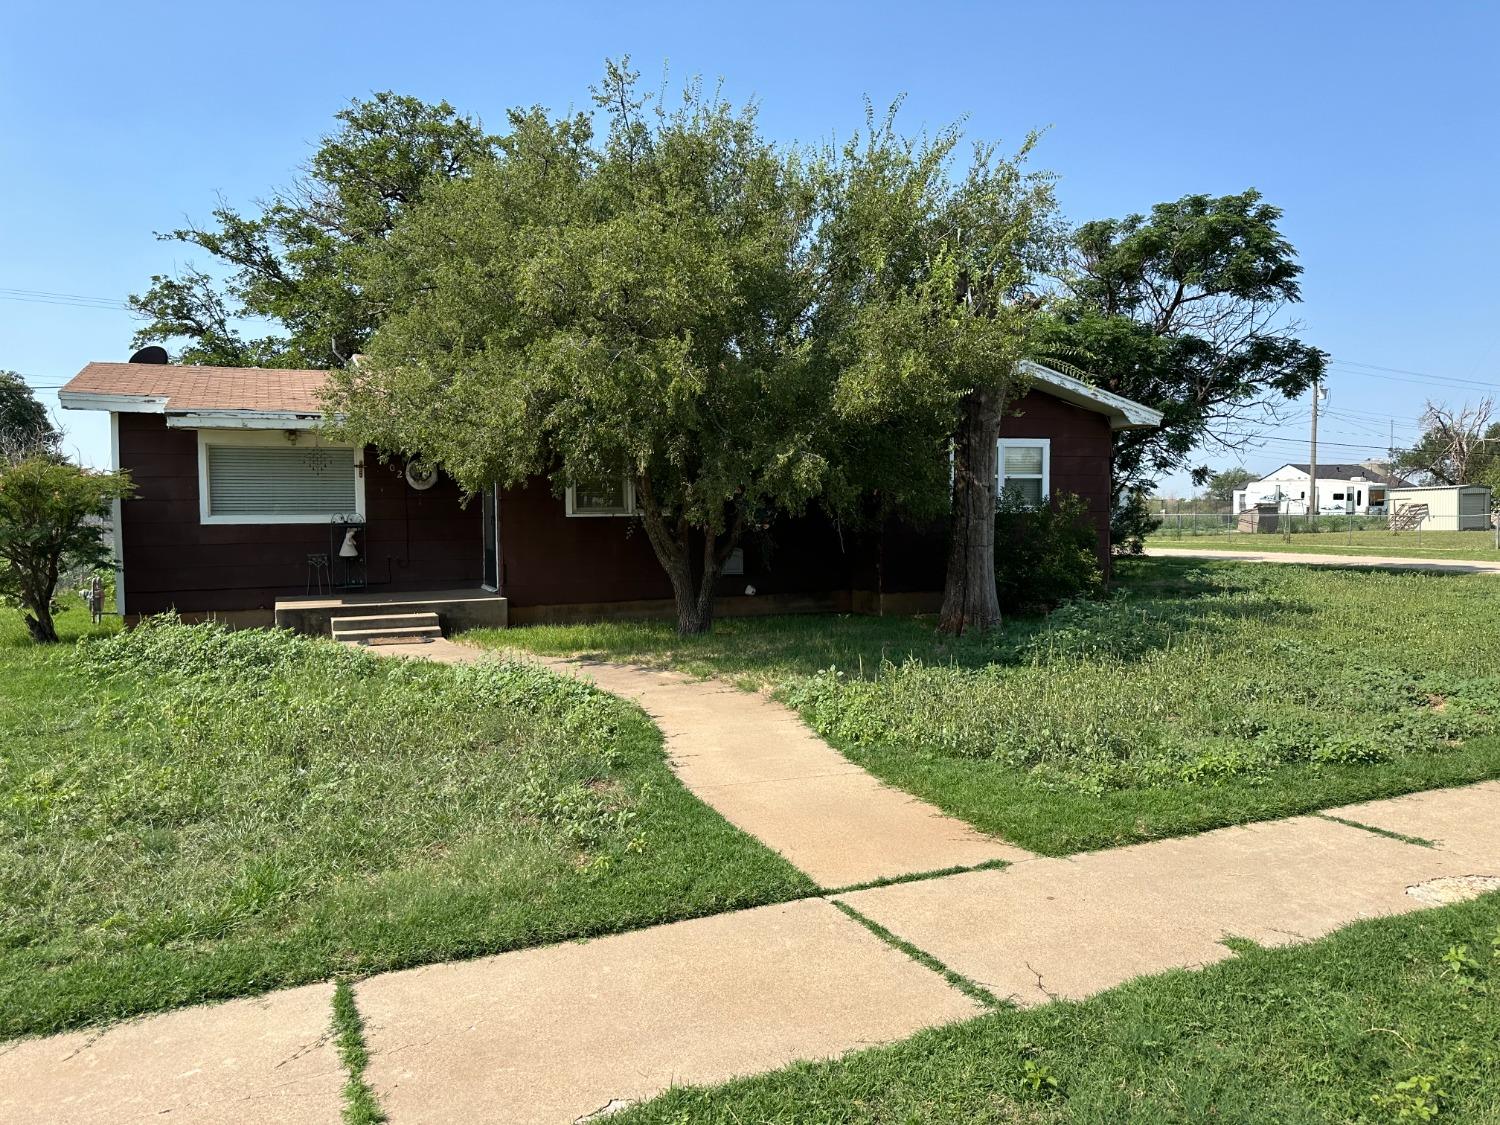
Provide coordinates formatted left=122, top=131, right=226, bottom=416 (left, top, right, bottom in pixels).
left=207, top=446, right=357, bottom=517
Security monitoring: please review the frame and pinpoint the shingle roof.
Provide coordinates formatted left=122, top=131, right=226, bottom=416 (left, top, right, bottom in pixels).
left=60, top=362, right=329, bottom=415
left=1284, top=462, right=1411, bottom=487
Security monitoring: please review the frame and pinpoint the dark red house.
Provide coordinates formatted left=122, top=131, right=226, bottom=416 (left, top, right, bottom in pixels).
left=60, top=359, right=1162, bottom=632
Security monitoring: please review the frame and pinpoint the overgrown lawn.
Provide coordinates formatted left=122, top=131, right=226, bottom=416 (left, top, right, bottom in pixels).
left=0, top=611, right=811, bottom=1039
left=474, top=558, right=1500, bottom=853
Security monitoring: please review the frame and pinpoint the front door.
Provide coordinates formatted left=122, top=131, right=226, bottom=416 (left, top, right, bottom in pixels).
left=482, top=484, right=500, bottom=590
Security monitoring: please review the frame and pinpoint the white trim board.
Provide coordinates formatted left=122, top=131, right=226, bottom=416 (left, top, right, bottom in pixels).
left=109, top=412, right=125, bottom=616
left=166, top=411, right=325, bottom=430
left=1020, top=361, right=1164, bottom=431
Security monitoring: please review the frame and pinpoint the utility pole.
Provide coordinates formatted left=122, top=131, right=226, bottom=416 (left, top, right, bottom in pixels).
left=1308, top=377, right=1320, bottom=529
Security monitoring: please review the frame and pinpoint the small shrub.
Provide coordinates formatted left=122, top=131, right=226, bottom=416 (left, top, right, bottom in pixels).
left=994, top=490, right=1104, bottom=615
left=1111, top=486, right=1161, bottom=555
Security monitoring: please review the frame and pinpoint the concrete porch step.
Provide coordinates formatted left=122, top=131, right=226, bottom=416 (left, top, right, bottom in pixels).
left=331, top=612, right=442, bottom=645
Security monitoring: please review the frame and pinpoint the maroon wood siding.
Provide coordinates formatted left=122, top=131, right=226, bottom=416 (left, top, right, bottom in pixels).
left=118, top=413, right=480, bottom=615
left=115, top=385, right=1116, bottom=617
left=497, top=480, right=854, bottom=609
left=874, top=389, right=1115, bottom=594
left=499, top=389, right=1115, bottom=609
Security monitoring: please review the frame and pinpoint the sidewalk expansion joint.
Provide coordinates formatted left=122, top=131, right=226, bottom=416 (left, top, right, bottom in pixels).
left=830, top=900, right=1005, bottom=1010
left=1317, top=813, right=1436, bottom=848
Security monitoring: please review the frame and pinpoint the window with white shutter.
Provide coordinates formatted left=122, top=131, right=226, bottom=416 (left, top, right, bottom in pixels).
left=197, top=431, right=363, bottom=524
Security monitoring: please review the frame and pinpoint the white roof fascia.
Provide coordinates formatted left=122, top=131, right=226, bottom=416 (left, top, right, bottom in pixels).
left=59, top=391, right=168, bottom=413
left=164, top=411, right=327, bottom=430
left=1020, top=360, right=1165, bottom=430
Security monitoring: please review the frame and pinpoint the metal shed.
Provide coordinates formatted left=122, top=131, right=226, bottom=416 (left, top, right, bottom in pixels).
left=1386, top=485, right=1493, bottom=531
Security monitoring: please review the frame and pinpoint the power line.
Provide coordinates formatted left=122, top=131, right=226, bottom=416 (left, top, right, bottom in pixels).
left=0, top=285, right=128, bottom=308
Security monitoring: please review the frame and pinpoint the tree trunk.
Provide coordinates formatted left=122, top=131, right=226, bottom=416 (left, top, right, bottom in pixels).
left=24, top=606, right=58, bottom=644
left=635, top=475, right=742, bottom=636
left=938, top=386, right=1003, bottom=635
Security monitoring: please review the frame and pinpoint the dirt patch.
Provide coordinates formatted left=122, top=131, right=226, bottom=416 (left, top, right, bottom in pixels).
left=1405, top=874, right=1500, bottom=906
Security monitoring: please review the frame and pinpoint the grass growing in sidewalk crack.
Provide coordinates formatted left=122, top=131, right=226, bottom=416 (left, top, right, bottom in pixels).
left=332, top=980, right=385, bottom=1124
left=821, top=857, right=1012, bottom=897
left=832, top=901, right=1003, bottom=1009
left=1318, top=813, right=1437, bottom=848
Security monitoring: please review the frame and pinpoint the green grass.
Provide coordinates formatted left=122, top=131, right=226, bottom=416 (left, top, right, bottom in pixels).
left=1147, top=526, right=1500, bottom=561
left=618, top=892, right=1500, bottom=1123
left=472, top=558, right=1500, bottom=854
left=333, top=980, right=385, bottom=1125
left=0, top=610, right=812, bottom=1040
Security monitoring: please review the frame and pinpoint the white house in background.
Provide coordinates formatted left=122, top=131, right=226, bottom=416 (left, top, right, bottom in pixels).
left=1232, top=462, right=1412, bottom=516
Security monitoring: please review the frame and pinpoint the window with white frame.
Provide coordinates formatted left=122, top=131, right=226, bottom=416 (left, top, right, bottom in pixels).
left=565, top=472, right=636, bottom=517
left=198, top=431, right=363, bottom=524
left=997, top=438, right=1050, bottom=507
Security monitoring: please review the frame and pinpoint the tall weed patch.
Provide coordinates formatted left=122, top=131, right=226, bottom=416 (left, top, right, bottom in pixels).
left=6, top=618, right=641, bottom=955
left=781, top=566, right=1500, bottom=795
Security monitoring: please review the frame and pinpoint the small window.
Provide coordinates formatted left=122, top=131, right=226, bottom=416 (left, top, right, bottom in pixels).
left=1332, top=492, right=1345, bottom=501
left=198, top=431, right=362, bottom=525
left=997, top=438, right=1050, bottom=507
left=566, top=473, right=636, bottom=517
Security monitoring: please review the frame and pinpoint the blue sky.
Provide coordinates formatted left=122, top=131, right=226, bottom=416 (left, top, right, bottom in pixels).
left=3, top=0, right=1497, bottom=489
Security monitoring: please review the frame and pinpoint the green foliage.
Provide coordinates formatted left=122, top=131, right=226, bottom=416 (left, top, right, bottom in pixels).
left=617, top=894, right=1500, bottom=1123
left=1043, top=191, right=1327, bottom=499
left=1111, top=485, right=1162, bottom=554
left=0, top=457, right=131, bottom=642
left=129, top=92, right=497, bottom=366
left=0, top=612, right=810, bottom=1035
left=994, top=491, right=1103, bottom=614
left=0, top=370, right=59, bottom=458
left=814, top=108, right=1062, bottom=633
left=1205, top=467, right=1256, bottom=505
left=330, top=61, right=827, bottom=633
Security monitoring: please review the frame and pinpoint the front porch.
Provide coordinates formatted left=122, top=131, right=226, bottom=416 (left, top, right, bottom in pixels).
left=274, top=588, right=509, bottom=637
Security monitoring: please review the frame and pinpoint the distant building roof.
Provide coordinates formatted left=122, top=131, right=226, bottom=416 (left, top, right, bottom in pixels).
left=1256, top=461, right=1411, bottom=487
left=1283, top=462, right=1411, bottom=487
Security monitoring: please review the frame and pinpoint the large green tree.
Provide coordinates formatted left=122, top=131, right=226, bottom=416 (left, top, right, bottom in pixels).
left=0, top=457, right=132, bottom=643
left=817, top=115, right=1062, bottom=633
left=327, top=63, right=826, bottom=635
left=1204, top=467, right=1256, bottom=505
left=0, top=371, right=59, bottom=459
left=129, top=93, right=498, bottom=367
left=1045, top=191, right=1326, bottom=520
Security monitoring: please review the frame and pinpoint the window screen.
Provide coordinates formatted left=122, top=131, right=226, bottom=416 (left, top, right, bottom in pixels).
left=568, top=474, right=634, bottom=516
left=206, top=445, right=357, bottom=517
left=998, top=442, right=1048, bottom=507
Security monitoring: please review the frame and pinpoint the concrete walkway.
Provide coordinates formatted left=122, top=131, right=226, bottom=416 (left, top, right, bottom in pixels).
left=375, top=637, right=1030, bottom=887
left=8, top=781, right=1498, bottom=1124
left=1148, top=545, right=1500, bottom=573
